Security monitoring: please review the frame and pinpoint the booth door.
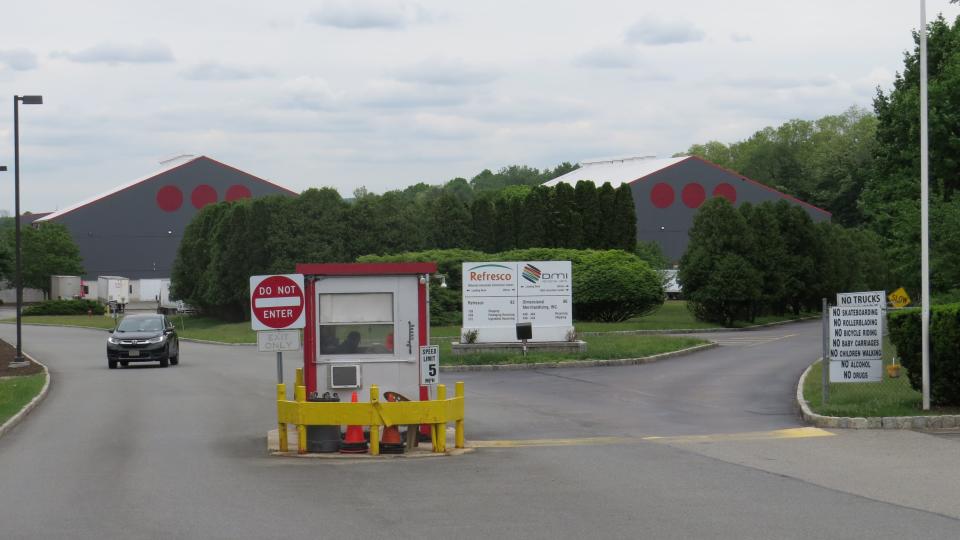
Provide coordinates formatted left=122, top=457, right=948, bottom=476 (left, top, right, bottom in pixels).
left=314, top=275, right=420, bottom=362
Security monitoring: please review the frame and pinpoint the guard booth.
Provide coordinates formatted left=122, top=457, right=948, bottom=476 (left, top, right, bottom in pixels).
left=296, top=262, right=437, bottom=400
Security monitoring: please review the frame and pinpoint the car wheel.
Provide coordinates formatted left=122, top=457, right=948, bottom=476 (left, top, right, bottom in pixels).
left=120, top=361, right=129, bottom=367
left=170, top=354, right=179, bottom=366
left=159, top=355, right=169, bottom=368
left=108, top=359, right=117, bottom=369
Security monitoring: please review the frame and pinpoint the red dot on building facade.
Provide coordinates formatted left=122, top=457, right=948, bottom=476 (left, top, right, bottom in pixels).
left=650, top=183, right=675, bottom=208
left=713, top=182, right=737, bottom=204
left=156, top=185, right=183, bottom=212
left=191, top=184, right=218, bottom=209
left=682, top=183, right=706, bottom=208
left=226, top=184, right=252, bottom=201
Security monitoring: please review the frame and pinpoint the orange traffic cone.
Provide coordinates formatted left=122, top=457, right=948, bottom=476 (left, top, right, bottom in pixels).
left=340, top=392, right=368, bottom=454
left=380, top=424, right=404, bottom=454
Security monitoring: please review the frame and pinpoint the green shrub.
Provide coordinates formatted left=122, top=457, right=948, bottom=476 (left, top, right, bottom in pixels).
left=887, top=304, right=960, bottom=406
left=571, top=250, right=663, bottom=322
left=24, top=299, right=106, bottom=316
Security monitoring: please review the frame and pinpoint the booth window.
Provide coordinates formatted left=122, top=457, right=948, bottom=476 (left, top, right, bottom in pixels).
left=318, top=293, right=394, bottom=355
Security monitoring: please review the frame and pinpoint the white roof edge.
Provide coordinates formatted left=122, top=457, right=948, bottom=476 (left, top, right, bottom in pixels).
left=579, top=154, right=660, bottom=165
left=543, top=155, right=689, bottom=187
left=36, top=155, right=203, bottom=222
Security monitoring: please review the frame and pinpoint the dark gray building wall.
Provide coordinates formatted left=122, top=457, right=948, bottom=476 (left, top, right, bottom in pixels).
left=631, top=157, right=831, bottom=262
left=44, top=157, right=296, bottom=280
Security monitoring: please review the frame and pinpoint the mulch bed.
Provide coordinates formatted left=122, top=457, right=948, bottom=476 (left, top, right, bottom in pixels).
left=0, top=339, right=44, bottom=377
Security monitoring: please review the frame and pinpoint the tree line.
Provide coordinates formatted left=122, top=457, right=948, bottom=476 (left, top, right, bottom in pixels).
left=171, top=179, right=637, bottom=320
left=679, top=198, right=887, bottom=326
left=684, top=14, right=960, bottom=302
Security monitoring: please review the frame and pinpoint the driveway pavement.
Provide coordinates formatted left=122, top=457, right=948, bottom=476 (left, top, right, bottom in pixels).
left=0, top=322, right=957, bottom=539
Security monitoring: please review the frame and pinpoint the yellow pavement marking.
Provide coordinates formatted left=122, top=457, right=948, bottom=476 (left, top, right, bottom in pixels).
left=645, top=427, right=832, bottom=444
left=469, top=436, right=632, bottom=448
left=710, top=333, right=797, bottom=347
left=469, top=427, right=833, bottom=448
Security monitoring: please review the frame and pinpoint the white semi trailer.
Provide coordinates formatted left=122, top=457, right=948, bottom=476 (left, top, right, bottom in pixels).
left=51, top=275, right=83, bottom=300
left=97, top=276, right=130, bottom=310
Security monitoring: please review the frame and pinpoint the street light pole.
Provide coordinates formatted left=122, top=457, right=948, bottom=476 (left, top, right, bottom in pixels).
left=10, top=94, right=43, bottom=368
left=919, top=1, right=931, bottom=410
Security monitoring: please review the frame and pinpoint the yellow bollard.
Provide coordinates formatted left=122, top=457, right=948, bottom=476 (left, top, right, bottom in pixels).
left=436, top=384, right=447, bottom=453
left=455, top=381, right=465, bottom=449
left=295, top=384, right=307, bottom=454
left=295, top=367, right=304, bottom=389
left=277, top=383, right=288, bottom=453
left=369, top=385, right=380, bottom=456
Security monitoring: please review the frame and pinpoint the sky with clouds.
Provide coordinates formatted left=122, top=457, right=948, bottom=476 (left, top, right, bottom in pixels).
left=0, top=0, right=957, bottom=213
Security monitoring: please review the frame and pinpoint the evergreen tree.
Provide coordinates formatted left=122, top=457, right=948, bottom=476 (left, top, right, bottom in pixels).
left=430, top=191, right=473, bottom=249
left=679, top=198, right=761, bottom=325
left=518, top=186, right=550, bottom=247
left=470, top=196, right=498, bottom=253
left=595, top=182, right=617, bottom=248
left=574, top=180, right=600, bottom=248
left=550, top=182, right=582, bottom=248
left=612, top=184, right=638, bottom=251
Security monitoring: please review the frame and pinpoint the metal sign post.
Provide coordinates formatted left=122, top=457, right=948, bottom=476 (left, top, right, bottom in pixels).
left=276, top=352, right=283, bottom=384
left=257, top=329, right=301, bottom=384
left=821, top=298, right=829, bottom=403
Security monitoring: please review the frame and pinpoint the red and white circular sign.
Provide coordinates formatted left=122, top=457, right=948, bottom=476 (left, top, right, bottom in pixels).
left=249, top=274, right=306, bottom=330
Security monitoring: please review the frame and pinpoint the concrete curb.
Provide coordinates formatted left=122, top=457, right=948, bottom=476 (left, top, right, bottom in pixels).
left=440, top=342, right=717, bottom=372
left=578, top=316, right=819, bottom=336
left=796, top=360, right=960, bottom=430
left=179, top=338, right=254, bottom=346
left=0, top=352, right=51, bottom=440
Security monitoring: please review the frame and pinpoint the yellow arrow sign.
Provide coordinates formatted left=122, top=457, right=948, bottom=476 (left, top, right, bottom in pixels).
left=888, top=287, right=911, bottom=308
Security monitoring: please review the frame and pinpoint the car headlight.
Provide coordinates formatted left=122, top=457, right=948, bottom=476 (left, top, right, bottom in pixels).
left=146, top=335, right=167, bottom=344
left=107, top=336, right=120, bottom=344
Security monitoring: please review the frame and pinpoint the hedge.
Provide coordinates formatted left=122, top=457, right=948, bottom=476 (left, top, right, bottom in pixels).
left=23, top=299, right=106, bottom=316
left=887, top=304, right=960, bottom=406
left=360, top=248, right=664, bottom=323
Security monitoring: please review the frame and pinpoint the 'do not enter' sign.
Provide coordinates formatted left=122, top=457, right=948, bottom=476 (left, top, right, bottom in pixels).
left=249, top=274, right=306, bottom=331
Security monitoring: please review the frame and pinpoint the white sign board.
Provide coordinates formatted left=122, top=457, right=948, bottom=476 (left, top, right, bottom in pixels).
left=462, top=261, right=573, bottom=342
left=420, top=345, right=439, bottom=385
left=829, top=290, right=885, bottom=383
left=257, top=330, right=301, bottom=352
left=249, top=274, right=306, bottom=331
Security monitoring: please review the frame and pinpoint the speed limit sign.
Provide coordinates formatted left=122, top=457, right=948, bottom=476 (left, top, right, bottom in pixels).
left=420, top=345, right=439, bottom=385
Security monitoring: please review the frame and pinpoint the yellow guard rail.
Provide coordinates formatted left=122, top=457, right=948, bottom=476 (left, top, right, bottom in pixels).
left=276, top=370, right=464, bottom=456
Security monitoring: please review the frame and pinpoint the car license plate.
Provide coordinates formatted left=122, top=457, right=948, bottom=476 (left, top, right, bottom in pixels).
left=128, top=350, right=140, bottom=357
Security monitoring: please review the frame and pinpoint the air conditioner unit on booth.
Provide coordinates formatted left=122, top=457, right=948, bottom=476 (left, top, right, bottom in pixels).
left=329, top=364, right=361, bottom=389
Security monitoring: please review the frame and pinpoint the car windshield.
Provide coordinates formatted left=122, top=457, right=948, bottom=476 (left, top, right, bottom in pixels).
left=116, top=317, right=164, bottom=333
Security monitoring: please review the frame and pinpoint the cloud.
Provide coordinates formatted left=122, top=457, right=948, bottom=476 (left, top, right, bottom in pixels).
left=0, top=49, right=38, bottom=71
left=626, top=15, right=705, bottom=45
left=281, top=76, right=343, bottom=110
left=358, top=80, right=468, bottom=109
left=52, top=41, right=174, bottom=64
left=730, top=32, right=752, bottom=43
left=309, top=0, right=429, bottom=29
left=181, top=62, right=273, bottom=81
left=722, top=75, right=835, bottom=90
left=575, top=46, right=639, bottom=69
left=394, top=58, right=497, bottom=86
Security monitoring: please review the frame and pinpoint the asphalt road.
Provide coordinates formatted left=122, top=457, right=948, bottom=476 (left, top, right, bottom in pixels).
left=1, top=322, right=958, bottom=539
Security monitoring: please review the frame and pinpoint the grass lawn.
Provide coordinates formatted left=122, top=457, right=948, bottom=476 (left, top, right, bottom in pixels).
left=803, top=337, right=960, bottom=417
left=6, top=314, right=257, bottom=344
left=0, top=373, right=46, bottom=425
left=433, top=300, right=816, bottom=338
left=437, top=334, right=707, bottom=366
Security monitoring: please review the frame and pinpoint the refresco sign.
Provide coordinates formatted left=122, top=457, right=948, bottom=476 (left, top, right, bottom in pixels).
left=463, top=263, right=517, bottom=296
left=462, top=261, right=572, bottom=343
